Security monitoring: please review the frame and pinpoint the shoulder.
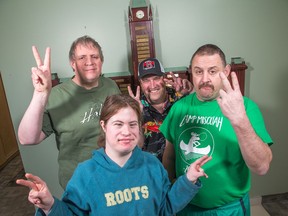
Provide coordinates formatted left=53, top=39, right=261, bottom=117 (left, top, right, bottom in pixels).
left=75, top=149, right=103, bottom=171
left=75, top=157, right=98, bottom=175
left=50, top=79, right=74, bottom=94
left=140, top=150, right=163, bottom=168
left=243, top=96, right=256, bottom=104
left=100, top=76, right=117, bottom=85
left=140, top=152, right=168, bottom=178
left=55, top=78, right=74, bottom=87
left=171, top=92, right=194, bottom=107
left=65, top=156, right=99, bottom=191
left=48, top=80, right=75, bottom=103
left=64, top=155, right=101, bottom=198
left=243, top=96, right=259, bottom=110
left=99, top=76, right=120, bottom=92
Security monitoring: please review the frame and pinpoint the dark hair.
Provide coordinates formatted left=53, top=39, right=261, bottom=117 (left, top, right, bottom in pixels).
left=98, top=94, right=143, bottom=147
left=190, top=44, right=226, bottom=67
left=69, top=35, right=104, bottom=62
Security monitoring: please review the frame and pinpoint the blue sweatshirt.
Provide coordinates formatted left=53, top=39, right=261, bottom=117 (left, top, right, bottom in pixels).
left=37, top=147, right=201, bottom=216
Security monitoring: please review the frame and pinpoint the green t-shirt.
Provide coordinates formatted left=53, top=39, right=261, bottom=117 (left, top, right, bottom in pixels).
left=160, top=93, right=273, bottom=209
left=42, top=76, right=121, bottom=189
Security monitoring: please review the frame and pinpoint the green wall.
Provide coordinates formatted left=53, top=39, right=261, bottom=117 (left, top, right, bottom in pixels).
left=0, top=0, right=287, bottom=199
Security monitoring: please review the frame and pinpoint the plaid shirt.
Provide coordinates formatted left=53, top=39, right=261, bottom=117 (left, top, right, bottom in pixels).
left=141, top=88, right=183, bottom=161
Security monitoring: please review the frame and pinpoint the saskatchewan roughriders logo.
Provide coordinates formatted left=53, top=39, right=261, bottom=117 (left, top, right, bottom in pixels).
left=177, top=126, right=214, bottom=163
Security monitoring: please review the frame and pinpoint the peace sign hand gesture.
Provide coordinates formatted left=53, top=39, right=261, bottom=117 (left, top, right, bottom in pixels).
left=31, top=46, right=52, bottom=93
left=217, top=72, right=246, bottom=125
left=16, top=173, right=54, bottom=214
left=186, top=155, right=211, bottom=183
left=164, top=72, right=193, bottom=95
left=128, top=85, right=143, bottom=112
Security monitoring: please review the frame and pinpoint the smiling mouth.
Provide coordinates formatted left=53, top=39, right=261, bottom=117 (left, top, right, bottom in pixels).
left=149, top=89, right=160, bottom=93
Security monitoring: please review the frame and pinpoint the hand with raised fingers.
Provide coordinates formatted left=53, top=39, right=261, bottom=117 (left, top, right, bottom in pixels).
left=186, top=155, right=211, bottom=184
left=31, top=46, right=52, bottom=93
left=164, top=72, right=193, bottom=95
left=217, top=72, right=246, bottom=124
left=16, top=173, right=54, bottom=214
left=128, top=85, right=143, bottom=111
left=181, top=78, right=194, bottom=94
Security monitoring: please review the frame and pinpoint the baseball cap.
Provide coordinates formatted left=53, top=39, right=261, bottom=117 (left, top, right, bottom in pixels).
left=138, top=58, right=165, bottom=79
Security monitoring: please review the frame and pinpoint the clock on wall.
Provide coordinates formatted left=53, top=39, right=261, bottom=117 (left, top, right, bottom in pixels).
left=136, top=10, right=145, bottom=19
left=128, top=0, right=156, bottom=85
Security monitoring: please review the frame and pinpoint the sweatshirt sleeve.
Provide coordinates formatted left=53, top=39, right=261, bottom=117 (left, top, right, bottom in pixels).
left=35, top=197, right=74, bottom=216
left=159, top=167, right=201, bottom=215
left=37, top=163, right=92, bottom=216
left=169, top=175, right=201, bottom=214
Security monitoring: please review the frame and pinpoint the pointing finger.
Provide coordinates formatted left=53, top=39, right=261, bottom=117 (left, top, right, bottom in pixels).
left=16, top=179, right=39, bottom=191
left=194, top=155, right=211, bottom=167
left=16, top=173, right=41, bottom=191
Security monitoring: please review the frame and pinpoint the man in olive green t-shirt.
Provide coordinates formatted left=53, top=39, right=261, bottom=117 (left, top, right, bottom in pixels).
left=18, top=35, right=120, bottom=189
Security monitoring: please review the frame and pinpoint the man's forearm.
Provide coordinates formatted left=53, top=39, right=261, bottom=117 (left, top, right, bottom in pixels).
left=18, top=91, right=48, bottom=144
left=233, top=115, right=272, bottom=175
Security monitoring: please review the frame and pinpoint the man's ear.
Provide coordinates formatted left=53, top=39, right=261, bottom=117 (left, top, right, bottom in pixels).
left=100, top=120, right=106, bottom=132
left=70, top=60, right=76, bottom=72
left=224, top=64, right=231, bottom=77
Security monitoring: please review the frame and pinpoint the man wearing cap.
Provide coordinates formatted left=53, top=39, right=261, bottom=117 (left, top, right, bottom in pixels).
left=128, top=58, right=193, bottom=161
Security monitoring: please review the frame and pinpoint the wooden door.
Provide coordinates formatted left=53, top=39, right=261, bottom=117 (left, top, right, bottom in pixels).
left=0, top=72, right=19, bottom=169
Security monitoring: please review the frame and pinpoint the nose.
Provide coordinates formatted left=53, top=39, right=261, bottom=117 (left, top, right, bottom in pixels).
left=85, top=57, right=94, bottom=65
left=201, top=72, right=210, bottom=82
left=121, top=125, right=131, bottom=136
left=149, top=79, right=156, bottom=88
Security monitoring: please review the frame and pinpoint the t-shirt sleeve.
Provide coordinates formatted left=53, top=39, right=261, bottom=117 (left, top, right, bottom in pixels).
left=245, top=97, right=273, bottom=145
left=42, top=110, right=55, bottom=137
